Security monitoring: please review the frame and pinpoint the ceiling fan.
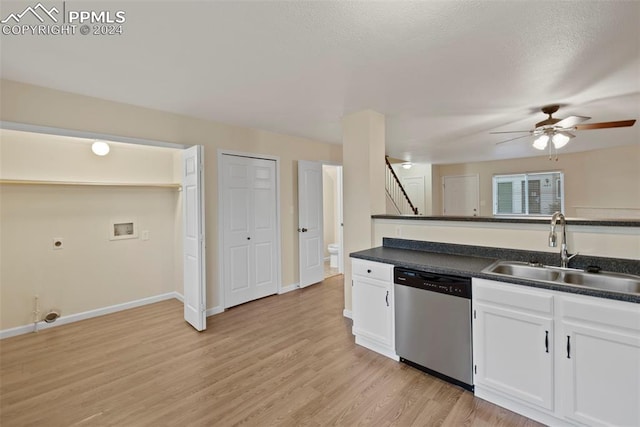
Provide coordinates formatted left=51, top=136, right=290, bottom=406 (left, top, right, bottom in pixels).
left=491, top=105, right=636, bottom=156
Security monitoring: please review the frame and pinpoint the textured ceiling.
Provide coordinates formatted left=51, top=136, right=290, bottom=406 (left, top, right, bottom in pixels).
left=1, top=1, right=638, bottom=164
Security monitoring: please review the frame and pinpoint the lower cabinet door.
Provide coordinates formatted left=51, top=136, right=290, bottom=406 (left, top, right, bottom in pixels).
left=352, top=277, right=393, bottom=348
left=474, top=302, right=554, bottom=411
left=559, top=321, right=640, bottom=427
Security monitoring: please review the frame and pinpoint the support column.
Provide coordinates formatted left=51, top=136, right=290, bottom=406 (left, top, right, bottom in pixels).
left=342, top=110, right=386, bottom=313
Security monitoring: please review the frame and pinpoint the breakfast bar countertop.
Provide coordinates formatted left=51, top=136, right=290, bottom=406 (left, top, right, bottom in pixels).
left=350, top=238, right=640, bottom=304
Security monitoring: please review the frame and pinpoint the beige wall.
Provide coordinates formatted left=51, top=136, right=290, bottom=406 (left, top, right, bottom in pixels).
left=0, top=79, right=342, bottom=329
left=0, top=185, right=179, bottom=330
left=0, top=129, right=179, bottom=182
left=374, top=219, right=640, bottom=260
left=432, top=144, right=640, bottom=217
left=0, top=130, right=182, bottom=330
left=342, top=110, right=386, bottom=313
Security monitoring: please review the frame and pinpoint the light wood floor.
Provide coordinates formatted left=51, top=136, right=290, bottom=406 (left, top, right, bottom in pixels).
left=323, top=260, right=340, bottom=279
left=0, top=276, right=542, bottom=426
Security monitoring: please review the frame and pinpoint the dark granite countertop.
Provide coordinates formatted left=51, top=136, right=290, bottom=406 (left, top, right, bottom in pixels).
left=371, top=215, right=640, bottom=227
left=350, top=239, right=640, bottom=304
left=351, top=246, right=496, bottom=276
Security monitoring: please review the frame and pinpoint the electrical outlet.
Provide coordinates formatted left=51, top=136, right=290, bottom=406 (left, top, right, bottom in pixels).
left=53, top=238, right=64, bottom=250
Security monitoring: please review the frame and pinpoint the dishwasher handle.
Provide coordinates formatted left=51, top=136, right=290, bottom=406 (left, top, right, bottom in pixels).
left=385, top=290, right=389, bottom=306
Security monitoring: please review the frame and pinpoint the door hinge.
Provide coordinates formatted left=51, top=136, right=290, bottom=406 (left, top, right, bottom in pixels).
left=474, top=365, right=477, bottom=375
left=200, top=303, right=205, bottom=312
left=473, top=309, right=476, bottom=319
left=351, top=280, right=354, bottom=287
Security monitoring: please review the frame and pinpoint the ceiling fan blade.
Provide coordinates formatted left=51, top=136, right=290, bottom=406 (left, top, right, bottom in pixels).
left=490, top=130, right=532, bottom=134
left=575, top=119, right=636, bottom=130
left=495, top=134, right=533, bottom=145
left=554, top=115, right=591, bottom=129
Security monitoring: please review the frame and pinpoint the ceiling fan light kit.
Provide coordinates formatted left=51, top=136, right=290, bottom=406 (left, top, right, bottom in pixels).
left=533, top=134, right=549, bottom=150
left=492, top=105, right=636, bottom=159
left=551, top=132, right=571, bottom=149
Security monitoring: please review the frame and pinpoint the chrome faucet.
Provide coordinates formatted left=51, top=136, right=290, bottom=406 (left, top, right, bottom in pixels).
left=549, top=212, right=577, bottom=268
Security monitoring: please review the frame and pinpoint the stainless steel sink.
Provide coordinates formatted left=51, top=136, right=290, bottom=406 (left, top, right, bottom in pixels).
left=483, top=260, right=640, bottom=295
left=488, top=263, right=561, bottom=282
left=561, top=271, right=640, bottom=294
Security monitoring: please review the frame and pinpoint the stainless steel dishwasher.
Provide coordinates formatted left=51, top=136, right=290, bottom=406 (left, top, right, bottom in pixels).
left=394, top=267, right=473, bottom=391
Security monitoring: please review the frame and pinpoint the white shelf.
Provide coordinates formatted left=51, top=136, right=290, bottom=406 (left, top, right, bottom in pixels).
left=0, top=179, right=181, bottom=189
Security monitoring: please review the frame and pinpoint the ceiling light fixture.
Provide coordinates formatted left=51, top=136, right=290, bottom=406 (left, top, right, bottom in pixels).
left=532, top=130, right=575, bottom=152
left=401, top=162, right=412, bottom=169
left=91, top=141, right=110, bottom=156
left=532, top=134, right=549, bottom=150
left=551, top=131, right=572, bottom=149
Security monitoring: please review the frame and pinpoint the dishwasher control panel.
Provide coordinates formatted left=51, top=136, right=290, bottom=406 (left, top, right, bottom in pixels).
left=394, top=268, right=471, bottom=298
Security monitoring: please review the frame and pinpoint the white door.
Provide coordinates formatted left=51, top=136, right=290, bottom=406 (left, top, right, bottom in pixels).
left=222, top=154, right=278, bottom=308
left=443, top=174, right=479, bottom=216
left=183, top=145, right=206, bottom=331
left=298, top=160, right=324, bottom=287
left=402, top=176, right=425, bottom=215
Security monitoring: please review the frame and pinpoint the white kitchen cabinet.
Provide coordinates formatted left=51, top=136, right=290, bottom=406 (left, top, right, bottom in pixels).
left=473, top=277, right=640, bottom=427
left=557, top=295, right=640, bottom=427
left=351, top=259, right=398, bottom=360
left=473, top=278, right=554, bottom=412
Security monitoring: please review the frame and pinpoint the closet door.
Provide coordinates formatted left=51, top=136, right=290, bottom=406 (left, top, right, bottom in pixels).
left=183, top=145, right=206, bottom=331
left=222, top=154, right=278, bottom=308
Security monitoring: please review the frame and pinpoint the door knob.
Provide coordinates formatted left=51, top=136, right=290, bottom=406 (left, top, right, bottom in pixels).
left=247, top=237, right=251, bottom=240
left=301, top=228, right=308, bottom=232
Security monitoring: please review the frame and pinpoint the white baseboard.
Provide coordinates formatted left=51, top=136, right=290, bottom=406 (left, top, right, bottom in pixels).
left=343, top=309, right=352, bottom=319
left=355, top=335, right=399, bottom=361
left=0, top=292, right=178, bottom=340
left=206, top=306, right=224, bottom=317
left=171, top=292, right=221, bottom=317
left=279, top=283, right=300, bottom=294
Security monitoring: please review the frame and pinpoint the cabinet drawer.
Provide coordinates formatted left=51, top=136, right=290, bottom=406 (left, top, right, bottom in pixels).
left=352, top=259, right=393, bottom=282
left=560, top=295, right=640, bottom=331
left=473, top=278, right=553, bottom=314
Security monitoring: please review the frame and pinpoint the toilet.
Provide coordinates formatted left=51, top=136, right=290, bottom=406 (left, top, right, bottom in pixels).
left=328, top=243, right=340, bottom=268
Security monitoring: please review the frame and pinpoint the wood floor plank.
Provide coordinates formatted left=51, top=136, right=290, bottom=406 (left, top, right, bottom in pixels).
left=1, top=275, right=543, bottom=426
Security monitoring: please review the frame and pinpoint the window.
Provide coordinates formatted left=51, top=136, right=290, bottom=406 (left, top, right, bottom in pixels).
left=493, top=172, right=564, bottom=216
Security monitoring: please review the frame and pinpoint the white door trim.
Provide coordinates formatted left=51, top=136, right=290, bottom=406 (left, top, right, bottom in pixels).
left=335, top=165, right=344, bottom=274
left=217, top=149, right=282, bottom=310
left=0, top=121, right=187, bottom=149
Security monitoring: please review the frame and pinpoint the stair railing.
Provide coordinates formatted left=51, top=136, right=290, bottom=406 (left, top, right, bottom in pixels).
left=385, top=156, right=419, bottom=215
